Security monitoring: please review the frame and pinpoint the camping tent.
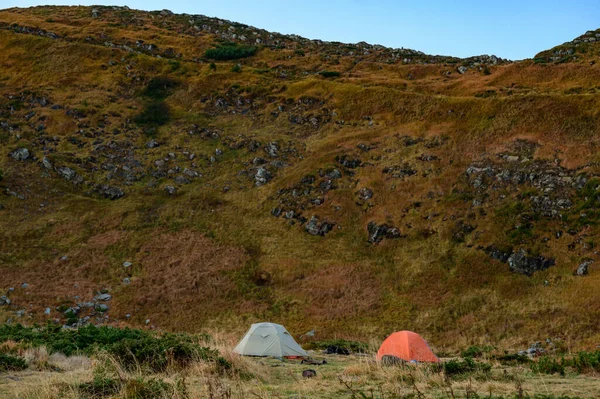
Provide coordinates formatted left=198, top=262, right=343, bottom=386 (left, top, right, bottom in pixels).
left=234, top=322, right=308, bottom=358
left=376, top=331, right=439, bottom=363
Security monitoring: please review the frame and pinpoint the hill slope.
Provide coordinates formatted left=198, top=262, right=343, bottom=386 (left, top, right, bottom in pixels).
left=1, top=6, right=600, bottom=352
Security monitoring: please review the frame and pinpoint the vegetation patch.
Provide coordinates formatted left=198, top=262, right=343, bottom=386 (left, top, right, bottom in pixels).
left=0, top=352, right=28, bottom=372
left=319, top=70, right=341, bottom=78
left=204, top=44, right=257, bottom=60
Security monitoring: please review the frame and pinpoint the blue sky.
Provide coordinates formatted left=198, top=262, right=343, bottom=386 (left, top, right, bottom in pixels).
left=4, top=0, right=600, bottom=59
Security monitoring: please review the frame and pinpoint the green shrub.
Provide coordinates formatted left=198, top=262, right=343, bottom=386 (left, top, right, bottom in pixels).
left=319, top=70, right=341, bottom=78
left=231, top=64, right=242, bottom=73
left=0, top=168, right=3, bottom=181
left=495, top=353, right=530, bottom=365
left=570, top=350, right=600, bottom=373
left=437, top=357, right=492, bottom=377
left=122, top=377, right=178, bottom=399
left=531, top=356, right=566, bottom=376
left=461, top=345, right=493, bottom=358
left=78, top=375, right=122, bottom=398
left=0, top=324, right=221, bottom=372
left=204, top=45, right=256, bottom=61
left=0, top=353, right=28, bottom=372
left=209, top=62, right=217, bottom=71
left=133, top=101, right=171, bottom=127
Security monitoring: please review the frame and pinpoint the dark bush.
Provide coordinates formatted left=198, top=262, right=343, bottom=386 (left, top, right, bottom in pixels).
left=461, top=345, right=493, bottom=358
left=122, top=377, right=177, bottom=399
left=133, top=101, right=171, bottom=127
left=142, top=76, right=178, bottom=100
left=304, top=339, right=368, bottom=353
left=531, top=356, right=566, bottom=376
left=204, top=45, right=256, bottom=61
left=0, top=353, right=28, bottom=372
left=319, top=71, right=341, bottom=78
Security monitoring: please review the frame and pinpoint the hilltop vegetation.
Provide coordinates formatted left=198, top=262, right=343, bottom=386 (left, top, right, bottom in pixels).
left=0, top=5, right=599, bottom=359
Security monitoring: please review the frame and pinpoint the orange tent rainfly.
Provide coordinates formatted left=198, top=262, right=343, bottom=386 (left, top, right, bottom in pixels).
left=376, top=331, right=439, bottom=363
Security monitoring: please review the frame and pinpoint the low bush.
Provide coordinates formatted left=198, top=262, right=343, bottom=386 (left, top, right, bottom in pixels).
left=319, top=70, right=341, bottom=78
left=531, top=351, right=600, bottom=375
left=204, top=45, right=256, bottom=60
left=436, top=357, right=492, bottom=377
left=461, top=345, right=493, bottom=358
left=133, top=101, right=171, bottom=127
left=0, top=324, right=223, bottom=372
left=531, top=356, right=566, bottom=376
left=78, top=375, right=121, bottom=398
left=0, top=353, right=28, bottom=372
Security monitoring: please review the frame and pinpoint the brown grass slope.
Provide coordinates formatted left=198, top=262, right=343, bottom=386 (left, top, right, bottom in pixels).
left=0, top=6, right=599, bottom=353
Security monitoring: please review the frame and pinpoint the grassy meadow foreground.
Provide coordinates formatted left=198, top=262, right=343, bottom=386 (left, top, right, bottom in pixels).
left=0, top=325, right=599, bottom=398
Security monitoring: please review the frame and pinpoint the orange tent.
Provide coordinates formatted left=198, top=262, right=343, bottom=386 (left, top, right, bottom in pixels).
left=376, top=331, right=439, bottom=363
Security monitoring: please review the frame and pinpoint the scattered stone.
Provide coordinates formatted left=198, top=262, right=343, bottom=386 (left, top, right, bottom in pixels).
left=302, top=369, right=317, bottom=379
left=264, top=142, right=279, bottom=158
left=367, top=222, right=403, bottom=243
left=305, top=216, right=334, bottom=236
left=96, top=185, right=124, bottom=200
left=358, top=188, right=373, bottom=201
left=42, top=157, right=52, bottom=169
left=145, top=139, right=160, bottom=148
left=0, top=296, right=11, bottom=306
left=337, top=155, right=362, bottom=169
left=215, top=148, right=223, bottom=156
left=457, top=66, right=468, bottom=74
left=175, top=176, right=191, bottom=185
left=255, top=167, right=272, bottom=186
left=44, top=308, right=51, bottom=315
left=123, top=261, right=132, bottom=267
left=575, top=260, right=593, bottom=276
left=122, top=278, right=131, bottom=285
left=508, top=249, right=555, bottom=276
left=10, top=148, right=30, bottom=161
left=94, top=293, right=112, bottom=301
left=95, top=304, right=109, bottom=312
left=165, top=185, right=177, bottom=195
left=57, top=166, right=77, bottom=181
left=21, top=283, right=29, bottom=289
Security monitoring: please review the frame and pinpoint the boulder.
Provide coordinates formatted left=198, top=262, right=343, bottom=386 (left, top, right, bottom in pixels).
left=10, top=148, right=30, bottom=161
left=94, top=293, right=112, bottom=301
left=575, top=260, right=593, bottom=276
left=358, top=188, right=373, bottom=201
left=507, top=249, right=555, bottom=276
left=457, top=66, right=468, bottom=74
left=96, top=185, right=124, bottom=200
left=0, top=296, right=10, bottom=306
left=164, top=185, right=177, bottom=195
left=42, top=157, right=52, bottom=170
left=305, top=216, right=334, bottom=236
left=367, top=222, right=403, bottom=243
left=255, top=167, right=272, bottom=186
left=145, top=139, right=160, bottom=148
left=264, top=142, right=279, bottom=158
left=302, top=369, right=317, bottom=379
left=57, top=166, right=77, bottom=181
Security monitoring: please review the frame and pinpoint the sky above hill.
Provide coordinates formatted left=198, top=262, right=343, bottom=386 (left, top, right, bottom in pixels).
left=5, top=0, right=600, bottom=59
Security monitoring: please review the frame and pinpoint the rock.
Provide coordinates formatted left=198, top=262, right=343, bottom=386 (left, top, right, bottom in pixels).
left=264, top=142, right=279, bottom=158
left=91, top=8, right=99, bottom=17
left=44, top=308, right=51, bottom=315
left=183, top=168, right=199, bottom=178
left=457, top=66, right=468, bottom=74
left=302, top=369, right=317, bottom=379
left=96, top=185, right=124, bottom=200
left=123, top=261, right=132, bottom=267
left=271, top=207, right=283, bottom=217
left=337, top=155, right=362, bottom=169
left=507, top=249, right=555, bottom=276
left=0, top=296, right=11, bottom=306
left=305, top=216, right=334, bottom=236
left=21, top=283, right=29, bottom=289
left=94, top=293, right=112, bottom=301
left=175, top=176, right=191, bottom=185
left=42, top=157, right=53, bottom=169
left=57, top=166, right=77, bottom=181
left=215, top=148, right=223, bottom=156
left=253, top=157, right=267, bottom=165
left=301, top=175, right=316, bottom=185
left=145, top=139, right=160, bottom=148
left=164, top=185, right=177, bottom=195
left=575, top=260, right=593, bottom=276
left=367, top=222, right=403, bottom=243
left=122, top=278, right=131, bottom=285
left=10, top=148, right=30, bottom=161
left=255, top=167, right=272, bottom=186
left=95, top=304, right=109, bottom=312
left=358, top=188, right=373, bottom=200
left=325, top=169, right=342, bottom=179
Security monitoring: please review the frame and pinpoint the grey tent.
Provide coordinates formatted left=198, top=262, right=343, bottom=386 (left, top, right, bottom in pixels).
left=233, top=322, right=308, bottom=357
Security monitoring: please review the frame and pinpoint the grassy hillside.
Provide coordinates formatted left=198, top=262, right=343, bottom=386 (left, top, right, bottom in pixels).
left=0, top=6, right=599, bottom=354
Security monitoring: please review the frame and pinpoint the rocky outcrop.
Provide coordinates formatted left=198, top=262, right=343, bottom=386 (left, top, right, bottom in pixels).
left=305, top=216, right=334, bottom=236
left=575, top=260, right=593, bottom=276
left=486, top=246, right=555, bottom=276
left=367, top=222, right=404, bottom=244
